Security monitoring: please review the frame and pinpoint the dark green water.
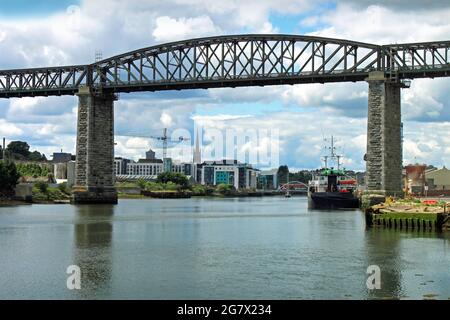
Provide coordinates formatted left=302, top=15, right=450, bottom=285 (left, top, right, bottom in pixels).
left=0, top=197, right=449, bottom=299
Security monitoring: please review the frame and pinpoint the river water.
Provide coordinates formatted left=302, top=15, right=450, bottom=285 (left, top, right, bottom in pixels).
left=0, top=197, right=449, bottom=300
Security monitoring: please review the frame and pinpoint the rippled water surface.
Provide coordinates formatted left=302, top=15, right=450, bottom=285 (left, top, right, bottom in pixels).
left=0, top=197, right=449, bottom=299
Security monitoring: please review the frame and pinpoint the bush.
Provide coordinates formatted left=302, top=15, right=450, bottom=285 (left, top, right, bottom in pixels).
left=32, top=186, right=70, bottom=202
left=136, top=178, right=147, bottom=189
left=156, top=172, right=189, bottom=189
left=0, top=161, right=21, bottom=196
left=216, top=183, right=235, bottom=195
left=145, top=182, right=164, bottom=191
left=34, top=181, right=49, bottom=194
left=58, top=182, right=70, bottom=194
left=190, top=184, right=214, bottom=195
left=15, top=163, right=50, bottom=177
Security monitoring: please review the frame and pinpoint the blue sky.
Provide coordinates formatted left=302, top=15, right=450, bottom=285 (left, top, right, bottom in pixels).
left=0, top=0, right=80, bottom=17
left=0, top=0, right=450, bottom=170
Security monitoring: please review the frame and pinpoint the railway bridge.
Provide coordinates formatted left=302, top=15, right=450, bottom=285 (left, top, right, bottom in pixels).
left=1, top=34, right=450, bottom=203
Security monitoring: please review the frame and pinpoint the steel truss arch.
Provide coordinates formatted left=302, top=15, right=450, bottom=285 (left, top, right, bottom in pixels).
left=1, top=35, right=450, bottom=98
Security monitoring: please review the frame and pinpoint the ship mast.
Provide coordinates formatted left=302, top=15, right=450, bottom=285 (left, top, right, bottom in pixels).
left=322, top=136, right=342, bottom=170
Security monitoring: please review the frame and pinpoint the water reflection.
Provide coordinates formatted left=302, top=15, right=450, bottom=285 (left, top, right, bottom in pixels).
left=364, top=229, right=404, bottom=299
left=0, top=198, right=449, bottom=299
left=73, top=205, right=114, bottom=298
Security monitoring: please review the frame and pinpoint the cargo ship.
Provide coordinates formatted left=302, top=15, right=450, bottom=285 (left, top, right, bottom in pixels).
left=307, top=137, right=359, bottom=209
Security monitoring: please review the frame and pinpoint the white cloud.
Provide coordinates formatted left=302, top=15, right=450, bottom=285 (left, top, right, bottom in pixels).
left=0, top=119, right=23, bottom=136
left=310, top=4, right=450, bottom=44
left=153, top=15, right=220, bottom=42
left=160, top=112, right=173, bottom=127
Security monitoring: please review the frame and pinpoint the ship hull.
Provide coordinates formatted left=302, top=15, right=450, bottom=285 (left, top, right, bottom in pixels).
left=308, top=192, right=359, bottom=209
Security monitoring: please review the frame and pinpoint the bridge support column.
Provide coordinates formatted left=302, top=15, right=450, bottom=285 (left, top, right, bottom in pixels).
left=365, top=71, right=403, bottom=197
left=72, top=87, right=117, bottom=204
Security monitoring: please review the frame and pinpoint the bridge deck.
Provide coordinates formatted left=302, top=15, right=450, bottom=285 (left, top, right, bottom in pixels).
left=1, top=34, right=450, bottom=98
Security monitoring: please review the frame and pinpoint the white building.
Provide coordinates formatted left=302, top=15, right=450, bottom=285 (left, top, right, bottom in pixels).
left=126, top=159, right=164, bottom=176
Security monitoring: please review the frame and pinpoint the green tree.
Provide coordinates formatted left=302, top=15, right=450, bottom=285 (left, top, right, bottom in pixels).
left=156, top=172, right=189, bottom=189
left=291, top=171, right=312, bottom=184
left=216, top=183, right=235, bottom=195
left=28, top=151, right=45, bottom=162
left=35, top=181, right=49, bottom=194
left=277, top=165, right=289, bottom=185
left=0, top=161, right=21, bottom=196
left=7, top=141, right=30, bottom=158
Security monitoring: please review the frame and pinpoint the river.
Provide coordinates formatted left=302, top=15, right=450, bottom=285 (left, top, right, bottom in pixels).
left=0, top=197, right=449, bottom=299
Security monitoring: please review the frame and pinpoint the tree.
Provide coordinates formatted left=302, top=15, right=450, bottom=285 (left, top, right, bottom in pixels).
left=7, top=141, right=30, bottom=158
left=291, top=171, right=313, bottom=183
left=216, top=183, right=235, bottom=195
left=0, top=162, right=21, bottom=196
left=277, top=165, right=289, bottom=185
left=35, top=181, right=49, bottom=194
left=156, top=172, right=189, bottom=189
left=28, top=151, right=45, bottom=162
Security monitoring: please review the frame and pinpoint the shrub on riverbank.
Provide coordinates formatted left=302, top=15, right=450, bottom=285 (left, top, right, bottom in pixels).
left=134, top=173, right=191, bottom=192
left=115, top=177, right=250, bottom=197
left=156, top=172, right=189, bottom=188
left=216, top=183, right=235, bottom=195
left=0, top=161, right=21, bottom=197
left=16, top=163, right=50, bottom=178
left=190, top=184, right=214, bottom=196
left=32, top=183, right=71, bottom=202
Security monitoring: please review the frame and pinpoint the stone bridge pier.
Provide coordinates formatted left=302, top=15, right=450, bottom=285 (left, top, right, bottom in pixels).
left=365, top=71, right=403, bottom=197
left=72, top=87, right=118, bottom=204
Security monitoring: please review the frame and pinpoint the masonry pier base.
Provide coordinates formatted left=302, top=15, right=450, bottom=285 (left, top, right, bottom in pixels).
left=365, top=71, right=404, bottom=198
left=71, top=87, right=118, bottom=205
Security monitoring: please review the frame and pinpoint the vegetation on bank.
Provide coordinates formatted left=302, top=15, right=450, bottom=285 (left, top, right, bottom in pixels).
left=0, top=161, right=21, bottom=197
left=32, top=182, right=71, bottom=202
left=16, top=163, right=51, bottom=178
left=117, top=172, right=256, bottom=197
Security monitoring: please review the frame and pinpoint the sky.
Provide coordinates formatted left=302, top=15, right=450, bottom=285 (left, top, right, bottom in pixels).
left=0, top=0, right=450, bottom=171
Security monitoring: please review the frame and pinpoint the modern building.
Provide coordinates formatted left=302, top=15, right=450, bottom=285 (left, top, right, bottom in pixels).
left=114, top=157, right=132, bottom=175
left=114, top=152, right=198, bottom=181
left=113, top=150, right=257, bottom=190
left=126, top=159, right=164, bottom=176
left=163, top=157, right=172, bottom=173
left=199, top=160, right=258, bottom=189
left=258, top=168, right=279, bottom=190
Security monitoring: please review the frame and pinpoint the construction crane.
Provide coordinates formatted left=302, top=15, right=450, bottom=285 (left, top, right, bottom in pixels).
left=117, top=128, right=189, bottom=159
left=150, top=128, right=190, bottom=159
